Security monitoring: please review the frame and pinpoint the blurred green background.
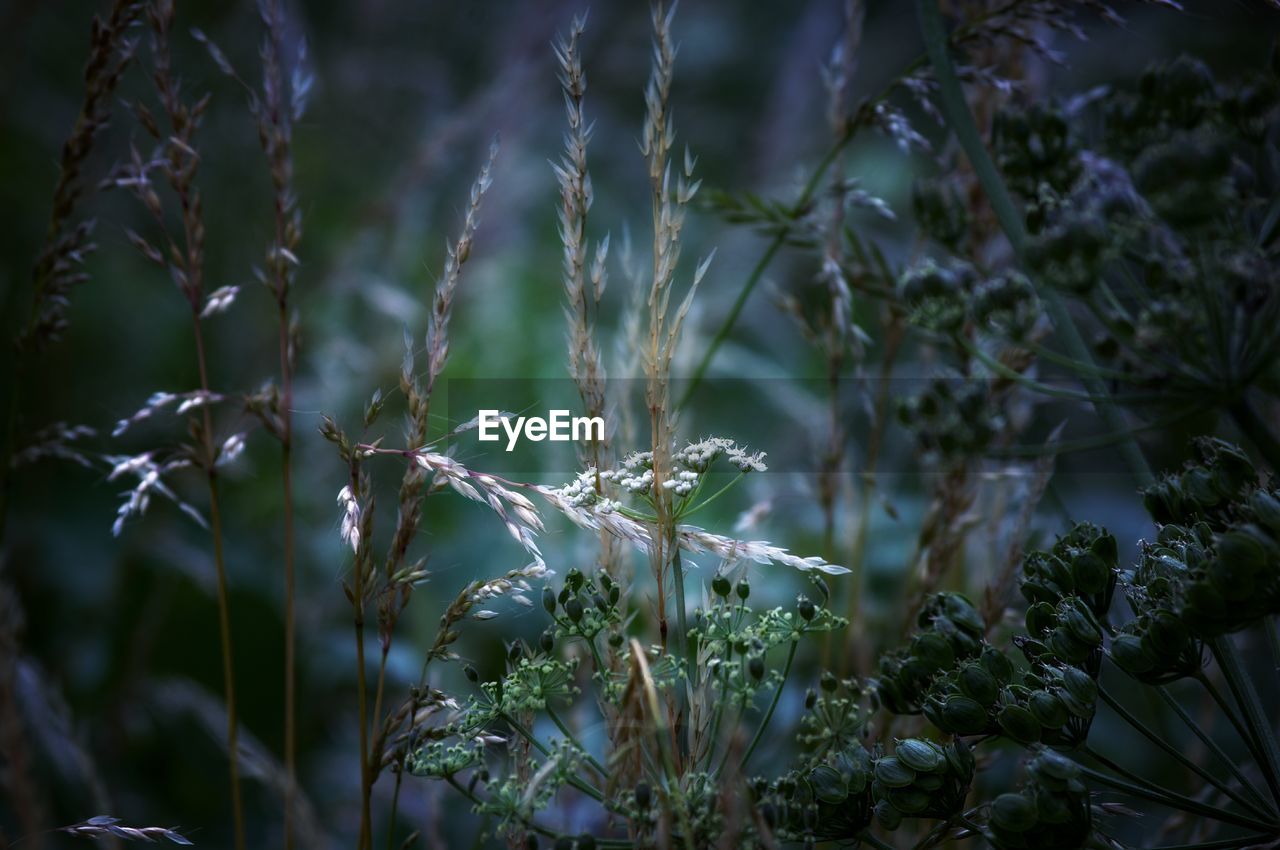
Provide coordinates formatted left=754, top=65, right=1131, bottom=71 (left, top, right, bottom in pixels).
left=0, top=0, right=1277, bottom=846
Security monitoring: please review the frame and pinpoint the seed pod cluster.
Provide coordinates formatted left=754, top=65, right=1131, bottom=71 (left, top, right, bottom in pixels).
left=899, top=260, right=976, bottom=333
left=897, top=375, right=1003, bottom=460
left=544, top=568, right=622, bottom=641
left=871, top=738, right=975, bottom=829
left=987, top=750, right=1092, bottom=850
left=970, top=272, right=1039, bottom=341
left=993, top=104, right=1080, bottom=203
left=1020, top=522, right=1118, bottom=618
left=875, top=593, right=985, bottom=715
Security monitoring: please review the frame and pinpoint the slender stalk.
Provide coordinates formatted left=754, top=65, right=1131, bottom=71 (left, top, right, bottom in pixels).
left=351, top=513, right=372, bottom=850
left=1078, top=760, right=1277, bottom=833
left=1156, top=684, right=1277, bottom=817
left=546, top=707, right=607, bottom=777
left=1211, top=637, right=1280, bottom=808
left=1149, top=838, right=1278, bottom=850
left=739, top=640, right=798, bottom=770
left=385, top=765, right=402, bottom=850
left=278, top=302, right=298, bottom=850
left=1197, top=670, right=1274, bottom=791
left=444, top=775, right=635, bottom=849
left=190, top=314, right=245, bottom=850
left=914, top=0, right=1153, bottom=488
left=1096, top=686, right=1275, bottom=822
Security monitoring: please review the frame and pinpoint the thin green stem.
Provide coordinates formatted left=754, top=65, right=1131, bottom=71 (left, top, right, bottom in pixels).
left=1150, top=837, right=1278, bottom=850
left=497, top=711, right=611, bottom=807
left=1155, top=684, right=1277, bottom=817
left=1078, top=759, right=1277, bottom=833
left=444, top=775, right=634, bottom=849
left=915, top=0, right=1153, bottom=488
left=739, top=640, right=798, bottom=770
left=1096, top=686, right=1275, bottom=822
left=1212, top=637, right=1280, bottom=808
left=191, top=312, right=245, bottom=850
left=546, top=707, right=607, bottom=777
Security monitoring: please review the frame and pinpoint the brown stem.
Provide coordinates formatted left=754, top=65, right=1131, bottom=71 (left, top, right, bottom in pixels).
left=192, top=313, right=245, bottom=850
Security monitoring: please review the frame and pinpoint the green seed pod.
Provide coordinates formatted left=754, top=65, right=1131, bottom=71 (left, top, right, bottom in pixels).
left=1061, top=666, right=1098, bottom=705
left=875, top=799, right=903, bottom=830
left=942, top=593, right=985, bottom=635
left=464, top=664, right=479, bottom=683
left=1071, top=551, right=1110, bottom=595
left=913, top=632, right=956, bottom=671
left=1110, top=633, right=1155, bottom=674
left=1062, top=605, right=1103, bottom=647
left=991, top=792, right=1038, bottom=832
left=981, top=647, right=1015, bottom=684
left=1034, top=749, right=1081, bottom=783
left=945, top=738, right=976, bottom=778
left=1048, top=628, right=1093, bottom=665
left=912, top=772, right=944, bottom=792
left=539, top=630, right=555, bottom=654
left=608, top=585, right=621, bottom=606
left=507, top=642, right=523, bottom=663
left=593, top=593, right=608, bottom=613
left=888, top=787, right=931, bottom=815
left=542, top=586, right=558, bottom=614
left=958, top=663, right=999, bottom=706
left=1029, top=689, right=1070, bottom=728
left=565, top=568, right=584, bottom=591
left=1026, top=601, right=1057, bottom=637
left=821, top=671, right=838, bottom=692
left=749, top=656, right=765, bottom=681
left=608, top=632, right=624, bottom=649
left=941, top=695, right=989, bottom=735
left=711, top=575, right=731, bottom=597
left=874, top=757, right=916, bottom=789
left=896, top=739, right=945, bottom=773
left=798, top=597, right=816, bottom=621
left=564, top=598, right=584, bottom=623
left=736, top=581, right=751, bottom=601
left=1145, top=611, right=1190, bottom=656
left=997, top=704, right=1043, bottom=745
left=1249, top=491, right=1280, bottom=535
left=809, top=765, right=848, bottom=804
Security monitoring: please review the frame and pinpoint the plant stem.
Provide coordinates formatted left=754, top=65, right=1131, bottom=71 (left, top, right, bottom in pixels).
left=547, top=707, right=607, bottom=777
left=278, top=298, right=298, bottom=850
left=1078, top=759, right=1276, bottom=833
left=1156, top=684, right=1277, bottom=817
left=1096, top=685, right=1275, bottom=821
left=444, top=775, right=634, bottom=849
left=739, top=640, right=798, bottom=770
left=1211, top=636, right=1280, bottom=808
left=191, top=313, right=245, bottom=850
left=914, top=0, right=1153, bottom=488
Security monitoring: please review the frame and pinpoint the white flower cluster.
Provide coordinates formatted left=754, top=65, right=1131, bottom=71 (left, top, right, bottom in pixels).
left=556, top=469, right=622, bottom=512
left=591, top=439, right=766, bottom=500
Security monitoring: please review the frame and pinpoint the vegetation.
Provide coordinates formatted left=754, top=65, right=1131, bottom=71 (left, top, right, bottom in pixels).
left=1, top=1, right=1278, bottom=848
